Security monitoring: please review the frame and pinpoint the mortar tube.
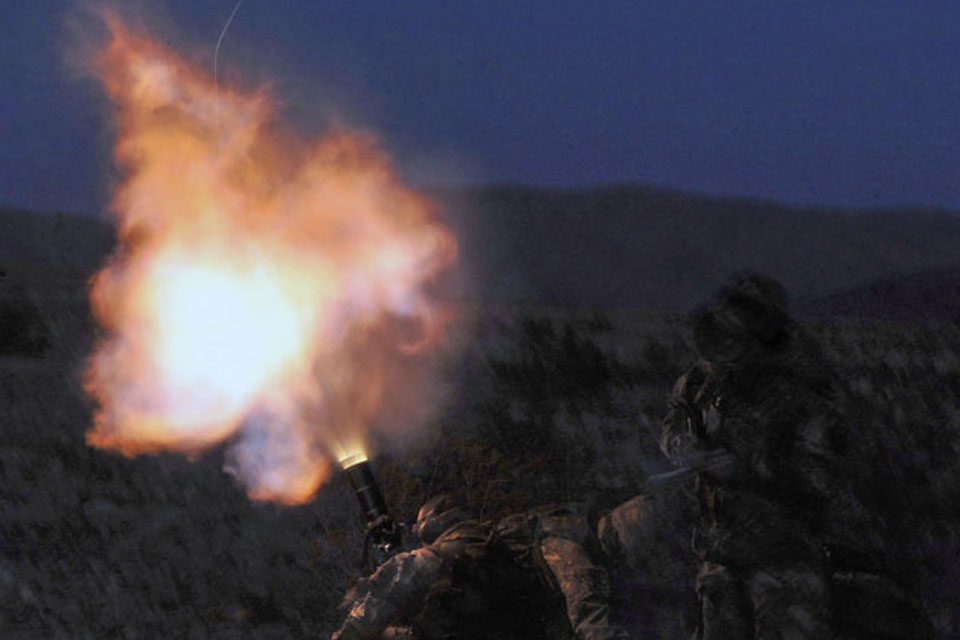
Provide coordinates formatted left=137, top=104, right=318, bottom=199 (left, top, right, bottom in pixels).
left=342, top=457, right=389, bottom=524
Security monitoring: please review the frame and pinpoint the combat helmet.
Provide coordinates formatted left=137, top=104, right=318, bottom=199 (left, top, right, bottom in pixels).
left=413, top=494, right=474, bottom=544
left=691, top=272, right=792, bottom=366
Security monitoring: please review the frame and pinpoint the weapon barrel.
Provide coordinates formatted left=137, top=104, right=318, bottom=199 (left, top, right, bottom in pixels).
left=343, top=458, right=388, bottom=523
left=644, top=449, right=735, bottom=489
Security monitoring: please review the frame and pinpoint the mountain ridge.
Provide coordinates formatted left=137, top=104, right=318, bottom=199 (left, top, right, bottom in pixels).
left=431, top=185, right=960, bottom=311
left=5, top=184, right=960, bottom=314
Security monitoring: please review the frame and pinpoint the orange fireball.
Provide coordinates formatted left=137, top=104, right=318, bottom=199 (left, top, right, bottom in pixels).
left=84, top=15, right=456, bottom=504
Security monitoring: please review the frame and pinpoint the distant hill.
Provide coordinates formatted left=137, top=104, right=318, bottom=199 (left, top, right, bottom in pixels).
left=432, top=185, right=960, bottom=312
left=0, top=206, right=113, bottom=273
left=6, top=185, right=960, bottom=314
left=796, top=266, right=960, bottom=322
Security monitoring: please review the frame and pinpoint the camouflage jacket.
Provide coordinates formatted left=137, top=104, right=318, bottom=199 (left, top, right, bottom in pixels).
left=332, top=506, right=631, bottom=640
left=659, top=346, right=861, bottom=568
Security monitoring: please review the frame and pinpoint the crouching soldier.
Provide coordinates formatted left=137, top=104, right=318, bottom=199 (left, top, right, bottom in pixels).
left=332, top=495, right=632, bottom=640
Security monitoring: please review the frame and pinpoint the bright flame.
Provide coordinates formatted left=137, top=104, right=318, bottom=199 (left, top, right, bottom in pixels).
left=334, top=438, right=369, bottom=469
left=84, top=15, right=456, bottom=504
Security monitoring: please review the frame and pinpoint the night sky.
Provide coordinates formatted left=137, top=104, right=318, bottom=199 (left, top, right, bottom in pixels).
left=4, top=1, right=960, bottom=215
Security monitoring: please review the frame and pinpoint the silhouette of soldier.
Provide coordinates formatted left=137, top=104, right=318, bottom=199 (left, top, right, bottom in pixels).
left=659, top=274, right=851, bottom=639
left=658, top=273, right=935, bottom=640
left=332, top=494, right=631, bottom=640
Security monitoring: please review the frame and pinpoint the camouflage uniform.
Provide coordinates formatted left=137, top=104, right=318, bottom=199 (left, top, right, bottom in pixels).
left=332, top=500, right=631, bottom=640
left=660, top=274, right=846, bottom=640
left=598, top=492, right=699, bottom=639
left=575, top=275, right=933, bottom=640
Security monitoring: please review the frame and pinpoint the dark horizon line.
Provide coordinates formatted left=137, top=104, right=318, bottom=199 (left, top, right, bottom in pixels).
left=422, top=180, right=960, bottom=217
left=4, top=179, right=960, bottom=219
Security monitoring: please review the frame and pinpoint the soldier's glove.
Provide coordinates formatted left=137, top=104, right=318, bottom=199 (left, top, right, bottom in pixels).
left=362, top=515, right=405, bottom=572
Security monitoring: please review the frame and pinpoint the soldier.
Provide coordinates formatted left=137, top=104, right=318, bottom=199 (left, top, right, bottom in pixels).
left=332, top=494, right=631, bottom=640
left=658, top=273, right=940, bottom=640
left=660, top=273, right=852, bottom=640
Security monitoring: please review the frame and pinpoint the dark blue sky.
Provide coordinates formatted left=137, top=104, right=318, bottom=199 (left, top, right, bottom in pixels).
left=4, top=1, right=960, bottom=214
